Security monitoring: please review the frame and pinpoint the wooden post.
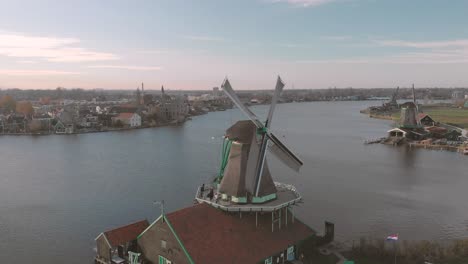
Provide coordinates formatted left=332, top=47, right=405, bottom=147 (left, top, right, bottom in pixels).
left=256, top=212, right=258, bottom=227
left=291, top=207, right=295, bottom=224
left=271, top=211, right=274, bottom=232
left=285, top=206, right=288, bottom=227
left=279, top=208, right=281, bottom=230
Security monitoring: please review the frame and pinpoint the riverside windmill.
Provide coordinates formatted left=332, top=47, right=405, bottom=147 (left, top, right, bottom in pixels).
left=196, top=77, right=304, bottom=216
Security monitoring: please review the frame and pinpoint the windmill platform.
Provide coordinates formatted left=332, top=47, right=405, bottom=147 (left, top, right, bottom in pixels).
left=195, top=182, right=301, bottom=212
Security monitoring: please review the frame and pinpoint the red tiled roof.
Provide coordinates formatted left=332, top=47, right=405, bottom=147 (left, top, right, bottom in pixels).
left=104, top=220, right=149, bottom=247
left=418, top=113, right=435, bottom=121
left=115, top=112, right=136, bottom=119
left=425, top=126, right=447, bottom=133
left=166, top=203, right=315, bottom=264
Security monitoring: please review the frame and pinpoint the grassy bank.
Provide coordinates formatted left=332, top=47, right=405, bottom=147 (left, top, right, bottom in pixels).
left=386, top=106, right=468, bottom=129
left=344, top=238, right=468, bottom=264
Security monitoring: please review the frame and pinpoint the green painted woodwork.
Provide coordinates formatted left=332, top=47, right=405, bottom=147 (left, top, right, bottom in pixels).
left=159, top=255, right=169, bottom=264
left=164, top=215, right=195, bottom=264
left=215, top=138, right=232, bottom=183
left=231, top=196, right=247, bottom=203
left=252, top=193, right=277, bottom=203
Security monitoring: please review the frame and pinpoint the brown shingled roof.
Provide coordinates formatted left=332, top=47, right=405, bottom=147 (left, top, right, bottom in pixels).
left=165, top=203, right=314, bottom=264
left=115, top=112, right=136, bottom=119
left=104, top=220, right=149, bottom=248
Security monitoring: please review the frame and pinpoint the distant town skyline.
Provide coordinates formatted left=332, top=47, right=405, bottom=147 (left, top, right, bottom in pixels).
left=1, top=0, right=468, bottom=90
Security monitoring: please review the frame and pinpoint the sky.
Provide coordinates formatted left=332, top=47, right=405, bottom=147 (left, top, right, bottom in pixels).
left=1, top=0, right=468, bottom=90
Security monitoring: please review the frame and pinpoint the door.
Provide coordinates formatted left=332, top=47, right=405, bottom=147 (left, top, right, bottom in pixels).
left=287, top=246, right=295, bottom=261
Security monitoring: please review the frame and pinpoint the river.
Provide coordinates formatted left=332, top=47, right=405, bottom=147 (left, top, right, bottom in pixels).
left=0, top=101, right=467, bottom=263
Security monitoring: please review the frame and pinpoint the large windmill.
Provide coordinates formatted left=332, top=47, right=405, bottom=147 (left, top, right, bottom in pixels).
left=207, top=77, right=303, bottom=205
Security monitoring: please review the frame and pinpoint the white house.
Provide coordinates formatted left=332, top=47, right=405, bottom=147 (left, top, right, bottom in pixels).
left=112, top=113, right=141, bottom=127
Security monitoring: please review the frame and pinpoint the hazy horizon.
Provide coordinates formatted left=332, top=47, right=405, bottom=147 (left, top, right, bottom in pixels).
left=1, top=0, right=468, bottom=90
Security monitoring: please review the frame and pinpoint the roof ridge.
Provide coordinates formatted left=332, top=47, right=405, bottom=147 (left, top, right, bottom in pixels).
left=166, top=203, right=205, bottom=218
left=104, top=219, right=148, bottom=234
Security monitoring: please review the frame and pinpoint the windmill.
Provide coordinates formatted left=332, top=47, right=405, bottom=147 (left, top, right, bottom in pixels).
left=216, top=76, right=303, bottom=204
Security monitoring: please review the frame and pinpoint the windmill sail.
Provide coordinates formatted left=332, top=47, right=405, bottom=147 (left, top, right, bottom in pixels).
left=253, top=77, right=285, bottom=196
left=268, top=133, right=303, bottom=172
left=265, top=76, right=284, bottom=128
left=221, top=79, right=264, bottom=128
left=220, top=77, right=303, bottom=202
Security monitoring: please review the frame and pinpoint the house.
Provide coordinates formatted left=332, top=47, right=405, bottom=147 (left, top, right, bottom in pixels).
left=387, top=127, right=427, bottom=140
left=418, top=113, right=436, bottom=126
left=79, top=114, right=100, bottom=128
left=137, top=203, right=315, bottom=264
left=0, top=114, right=6, bottom=133
left=388, top=128, right=408, bottom=138
left=425, top=126, right=448, bottom=138
left=57, top=108, right=77, bottom=133
left=112, top=113, right=142, bottom=127
left=54, top=120, right=74, bottom=134
left=446, top=130, right=462, bottom=141
left=95, top=220, right=149, bottom=264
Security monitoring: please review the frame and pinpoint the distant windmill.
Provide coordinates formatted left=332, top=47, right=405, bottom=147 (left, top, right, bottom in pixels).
left=218, top=77, right=303, bottom=203
left=399, top=84, right=421, bottom=129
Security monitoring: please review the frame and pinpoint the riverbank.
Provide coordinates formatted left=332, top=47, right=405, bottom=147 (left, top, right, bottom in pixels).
left=0, top=120, right=189, bottom=136
left=340, top=238, right=468, bottom=264
left=362, top=105, right=468, bottom=129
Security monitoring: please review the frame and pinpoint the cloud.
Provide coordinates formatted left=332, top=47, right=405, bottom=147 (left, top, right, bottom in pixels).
left=374, top=39, right=468, bottom=49
left=0, top=69, right=81, bottom=76
left=320, top=35, right=353, bottom=41
left=181, top=35, right=225, bottom=42
left=17, top=60, right=37, bottom=64
left=136, top=50, right=170, bottom=55
left=88, top=65, right=162, bottom=71
left=0, top=31, right=119, bottom=62
left=298, top=38, right=468, bottom=64
left=269, top=0, right=339, bottom=7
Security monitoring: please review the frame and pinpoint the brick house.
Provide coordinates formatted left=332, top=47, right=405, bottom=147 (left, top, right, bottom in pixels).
left=95, top=220, right=149, bottom=264
left=137, top=203, right=315, bottom=264
left=111, top=113, right=142, bottom=127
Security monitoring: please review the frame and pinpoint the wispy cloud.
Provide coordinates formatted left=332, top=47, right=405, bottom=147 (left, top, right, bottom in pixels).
left=269, top=0, right=340, bottom=7
left=17, top=60, right=37, bottom=64
left=136, top=49, right=170, bottom=55
left=320, top=35, right=353, bottom=41
left=181, top=35, right=225, bottom=42
left=298, top=38, right=468, bottom=64
left=374, top=39, right=468, bottom=49
left=278, top=43, right=313, bottom=48
left=0, top=31, right=119, bottom=62
left=0, top=69, right=81, bottom=76
left=88, top=65, right=162, bottom=71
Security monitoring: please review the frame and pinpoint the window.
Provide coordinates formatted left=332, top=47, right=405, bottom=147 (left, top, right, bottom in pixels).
left=264, top=256, right=272, bottom=264
left=159, top=255, right=170, bottom=264
left=161, top=240, right=167, bottom=249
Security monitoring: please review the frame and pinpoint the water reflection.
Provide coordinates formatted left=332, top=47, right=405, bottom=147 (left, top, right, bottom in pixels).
left=0, top=101, right=467, bottom=264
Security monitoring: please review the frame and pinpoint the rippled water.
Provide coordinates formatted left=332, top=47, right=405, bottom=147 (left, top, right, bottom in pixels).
left=0, top=101, right=467, bottom=263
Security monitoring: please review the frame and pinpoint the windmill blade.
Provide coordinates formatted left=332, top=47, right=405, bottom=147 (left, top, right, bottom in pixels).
left=267, top=133, right=303, bottom=172
left=221, top=78, right=264, bottom=128
left=265, top=76, right=284, bottom=129
left=253, top=134, right=269, bottom=197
